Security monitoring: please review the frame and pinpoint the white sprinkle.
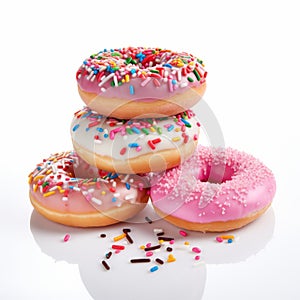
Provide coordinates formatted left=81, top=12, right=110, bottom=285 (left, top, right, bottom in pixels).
left=113, top=75, right=118, bottom=87
left=141, top=77, right=151, bottom=87
left=91, top=197, right=102, bottom=205
left=98, top=73, right=114, bottom=87
left=125, top=194, right=135, bottom=200
left=180, top=82, right=188, bottom=88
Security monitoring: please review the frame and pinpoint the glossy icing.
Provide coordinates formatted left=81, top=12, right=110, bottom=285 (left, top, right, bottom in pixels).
left=28, top=151, right=148, bottom=214
left=70, top=107, right=201, bottom=161
left=150, top=147, right=276, bottom=223
left=76, top=47, right=207, bottom=100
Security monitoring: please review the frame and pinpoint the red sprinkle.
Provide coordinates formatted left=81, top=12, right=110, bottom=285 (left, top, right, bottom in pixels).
left=112, top=245, right=125, bottom=250
left=120, top=147, right=127, bottom=155
left=147, top=140, right=155, bottom=150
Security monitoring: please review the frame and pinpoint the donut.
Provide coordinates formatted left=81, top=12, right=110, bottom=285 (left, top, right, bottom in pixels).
left=150, top=147, right=276, bottom=232
left=76, top=47, right=207, bottom=119
left=71, top=107, right=201, bottom=174
left=28, top=151, right=149, bottom=227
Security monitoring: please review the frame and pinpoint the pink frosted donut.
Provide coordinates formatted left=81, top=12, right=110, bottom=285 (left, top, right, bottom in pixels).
left=28, top=151, right=149, bottom=227
left=150, top=147, right=276, bottom=232
left=76, top=47, right=207, bottom=119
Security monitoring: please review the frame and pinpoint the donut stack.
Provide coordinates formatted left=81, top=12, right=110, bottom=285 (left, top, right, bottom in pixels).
left=28, top=47, right=207, bottom=228
left=28, top=47, right=275, bottom=232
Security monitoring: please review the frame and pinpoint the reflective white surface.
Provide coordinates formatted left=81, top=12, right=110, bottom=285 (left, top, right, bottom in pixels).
left=1, top=0, right=300, bottom=299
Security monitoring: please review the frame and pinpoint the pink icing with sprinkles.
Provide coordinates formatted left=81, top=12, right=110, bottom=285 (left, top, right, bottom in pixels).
left=76, top=47, right=207, bottom=99
left=150, top=147, right=276, bottom=223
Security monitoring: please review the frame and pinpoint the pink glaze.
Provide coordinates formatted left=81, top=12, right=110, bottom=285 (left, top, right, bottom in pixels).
left=150, top=147, right=276, bottom=223
left=28, top=151, right=148, bottom=214
left=77, top=47, right=207, bottom=100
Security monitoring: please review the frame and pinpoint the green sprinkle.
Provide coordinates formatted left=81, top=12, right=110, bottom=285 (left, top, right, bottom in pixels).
left=150, top=69, right=160, bottom=74
left=111, top=52, right=121, bottom=57
left=146, top=119, right=154, bottom=124
left=187, top=77, right=194, bottom=82
left=131, top=59, right=137, bottom=64
left=42, top=182, right=49, bottom=188
left=110, top=81, right=115, bottom=87
left=126, top=128, right=134, bottom=134
left=118, top=81, right=123, bottom=86
left=142, top=128, right=149, bottom=135
left=193, top=69, right=201, bottom=81
left=157, top=127, right=162, bottom=134
left=125, top=57, right=132, bottom=64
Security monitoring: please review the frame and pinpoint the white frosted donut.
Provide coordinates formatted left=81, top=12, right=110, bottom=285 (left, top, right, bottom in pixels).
left=71, top=107, right=201, bottom=174
left=76, top=47, right=207, bottom=119
left=150, top=147, right=276, bottom=232
left=28, top=151, right=149, bottom=227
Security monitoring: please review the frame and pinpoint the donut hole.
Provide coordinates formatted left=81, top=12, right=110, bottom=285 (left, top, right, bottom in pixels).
left=199, top=164, right=234, bottom=184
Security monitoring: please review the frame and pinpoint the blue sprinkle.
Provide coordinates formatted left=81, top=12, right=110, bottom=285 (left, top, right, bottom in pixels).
left=93, top=69, right=99, bottom=75
left=104, top=133, right=109, bottom=138
left=150, top=266, right=159, bottom=273
left=37, top=166, right=42, bottom=171
left=129, top=85, right=135, bottom=95
left=112, top=197, right=117, bottom=203
left=167, top=125, right=174, bottom=132
left=110, top=173, right=119, bottom=179
left=180, top=118, right=191, bottom=128
left=125, top=183, right=131, bottom=190
left=130, top=69, right=136, bottom=74
left=69, top=186, right=75, bottom=190
left=163, top=63, right=172, bottom=68
left=83, top=60, right=88, bottom=65
left=228, top=239, right=233, bottom=244
left=85, top=127, right=90, bottom=132
left=72, top=124, right=80, bottom=132
left=172, top=79, right=177, bottom=85
left=82, top=111, right=92, bottom=119
left=131, top=127, right=140, bottom=134
left=136, top=52, right=142, bottom=57
left=96, top=127, right=104, bottom=132
left=128, top=143, right=139, bottom=148
left=103, top=48, right=107, bottom=52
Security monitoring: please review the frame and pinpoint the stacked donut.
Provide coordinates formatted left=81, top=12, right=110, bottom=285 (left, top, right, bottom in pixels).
left=28, top=47, right=205, bottom=227
left=28, top=47, right=276, bottom=232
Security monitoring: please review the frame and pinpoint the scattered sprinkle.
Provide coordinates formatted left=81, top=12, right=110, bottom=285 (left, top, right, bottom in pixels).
left=63, top=234, right=70, bottom=242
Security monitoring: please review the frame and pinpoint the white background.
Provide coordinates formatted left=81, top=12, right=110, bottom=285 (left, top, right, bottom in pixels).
left=0, top=0, right=299, bottom=299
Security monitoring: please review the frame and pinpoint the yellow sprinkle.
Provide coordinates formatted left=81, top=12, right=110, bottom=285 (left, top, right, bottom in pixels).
left=150, top=127, right=156, bottom=132
left=125, top=74, right=130, bottom=82
left=159, top=239, right=164, bottom=245
left=43, top=191, right=56, bottom=197
left=101, top=191, right=106, bottom=195
left=33, top=184, right=38, bottom=192
left=184, top=241, right=190, bottom=245
left=121, top=79, right=125, bottom=83
left=220, top=235, right=235, bottom=240
left=167, top=254, right=176, bottom=263
left=113, top=233, right=126, bottom=242
left=140, top=245, right=145, bottom=250
left=33, top=175, right=45, bottom=182
left=28, top=175, right=33, bottom=184
left=46, top=169, right=52, bottom=175
left=172, top=137, right=181, bottom=142
left=175, top=128, right=181, bottom=132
